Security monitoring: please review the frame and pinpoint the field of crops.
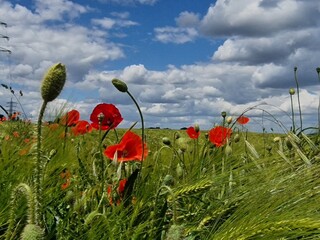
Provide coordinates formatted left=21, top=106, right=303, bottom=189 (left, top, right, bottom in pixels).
left=0, top=64, right=320, bottom=239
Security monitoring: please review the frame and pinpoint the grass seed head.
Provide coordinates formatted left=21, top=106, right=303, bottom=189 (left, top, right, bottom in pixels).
left=20, top=224, right=44, bottom=240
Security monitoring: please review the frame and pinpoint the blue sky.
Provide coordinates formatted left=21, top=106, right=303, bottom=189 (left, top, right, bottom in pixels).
left=0, top=0, right=319, bottom=132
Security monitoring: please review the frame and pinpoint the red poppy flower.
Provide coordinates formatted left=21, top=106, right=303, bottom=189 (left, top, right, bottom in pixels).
left=208, top=126, right=232, bottom=147
left=237, top=116, right=250, bottom=125
left=90, top=103, right=123, bottom=130
left=104, top=131, right=148, bottom=162
left=71, top=120, right=92, bottom=136
left=186, top=126, right=200, bottom=139
left=60, top=110, right=80, bottom=126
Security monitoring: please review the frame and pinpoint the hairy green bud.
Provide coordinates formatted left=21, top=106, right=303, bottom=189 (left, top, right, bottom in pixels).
left=162, top=137, right=171, bottom=146
left=41, top=63, right=66, bottom=102
left=112, top=78, right=128, bottom=93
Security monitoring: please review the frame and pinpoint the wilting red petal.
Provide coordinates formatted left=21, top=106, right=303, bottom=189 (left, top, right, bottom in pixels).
left=90, top=103, right=123, bottom=130
left=60, top=110, right=80, bottom=126
left=186, top=126, right=200, bottom=139
left=71, top=120, right=92, bottom=136
left=104, top=131, right=148, bottom=162
left=237, top=116, right=250, bottom=125
left=208, top=126, right=232, bottom=147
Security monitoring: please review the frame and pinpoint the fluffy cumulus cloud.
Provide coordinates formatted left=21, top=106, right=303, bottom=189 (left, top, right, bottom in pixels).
left=0, top=0, right=319, bottom=132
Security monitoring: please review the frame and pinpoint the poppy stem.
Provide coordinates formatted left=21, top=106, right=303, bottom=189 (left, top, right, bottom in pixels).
left=35, top=100, right=48, bottom=227
left=126, top=90, right=145, bottom=164
left=294, top=68, right=302, bottom=131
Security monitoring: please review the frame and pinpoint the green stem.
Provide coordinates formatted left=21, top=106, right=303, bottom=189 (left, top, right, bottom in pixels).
left=294, top=68, right=302, bottom=130
left=126, top=90, right=145, bottom=164
left=35, top=100, right=47, bottom=227
left=317, top=70, right=320, bottom=135
left=290, top=95, right=296, bottom=133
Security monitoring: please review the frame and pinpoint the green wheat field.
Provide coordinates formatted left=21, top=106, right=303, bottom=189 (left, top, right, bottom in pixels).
left=0, top=63, right=320, bottom=239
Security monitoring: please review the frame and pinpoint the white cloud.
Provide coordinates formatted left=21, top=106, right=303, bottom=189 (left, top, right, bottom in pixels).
left=154, top=26, right=198, bottom=44
left=34, top=0, right=88, bottom=21
left=175, top=11, right=200, bottom=28
left=200, top=0, right=320, bottom=37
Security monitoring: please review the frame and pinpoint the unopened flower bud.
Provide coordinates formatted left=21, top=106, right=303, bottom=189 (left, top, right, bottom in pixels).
left=225, top=144, right=232, bottom=157
left=317, top=67, right=320, bottom=74
left=294, top=66, right=297, bottom=72
left=226, top=116, right=233, bottom=124
left=194, top=124, right=200, bottom=132
left=175, top=132, right=181, bottom=139
left=163, top=174, right=174, bottom=186
left=41, top=63, right=66, bottom=102
left=221, top=111, right=227, bottom=118
left=112, top=78, right=128, bottom=93
left=285, top=137, right=293, bottom=150
left=289, top=88, right=295, bottom=95
left=176, top=163, right=183, bottom=178
left=233, top=133, right=240, bottom=143
left=162, top=137, right=171, bottom=146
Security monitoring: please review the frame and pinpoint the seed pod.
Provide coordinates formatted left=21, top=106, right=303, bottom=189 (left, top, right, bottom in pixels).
left=41, top=63, right=66, bottom=102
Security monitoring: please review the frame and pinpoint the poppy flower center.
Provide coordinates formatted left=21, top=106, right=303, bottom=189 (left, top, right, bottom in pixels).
left=119, top=149, right=128, bottom=158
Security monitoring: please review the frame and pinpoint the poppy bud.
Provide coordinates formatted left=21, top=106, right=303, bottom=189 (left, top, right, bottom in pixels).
left=285, top=137, right=293, bottom=150
left=225, top=144, right=232, bottom=157
left=294, top=66, right=297, bottom=72
left=233, top=133, right=240, bottom=143
left=41, top=63, right=66, bottom=102
left=112, top=78, right=128, bottom=93
left=176, top=163, right=183, bottom=178
left=175, top=132, right=181, bottom=139
left=226, top=116, right=233, bottom=124
left=289, top=88, right=295, bottom=95
left=20, top=224, right=44, bottom=240
left=266, top=145, right=272, bottom=152
left=163, top=174, right=174, bottom=186
left=317, top=67, right=320, bottom=74
left=221, top=111, right=227, bottom=118
left=162, top=137, right=171, bottom=146
left=194, top=124, right=200, bottom=133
